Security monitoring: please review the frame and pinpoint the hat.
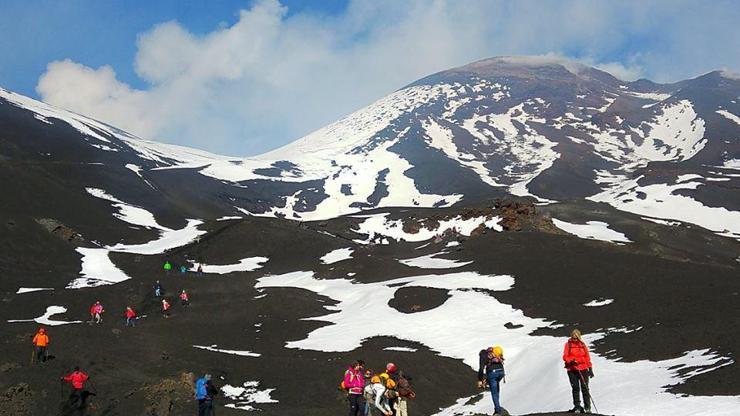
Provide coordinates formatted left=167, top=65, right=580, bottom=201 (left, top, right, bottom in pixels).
left=386, top=362, right=397, bottom=373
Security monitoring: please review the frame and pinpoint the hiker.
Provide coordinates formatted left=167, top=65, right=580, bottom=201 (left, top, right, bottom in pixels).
left=343, top=360, right=366, bottom=416
left=380, top=363, right=399, bottom=414
left=154, top=280, right=163, bottom=297
left=362, top=369, right=374, bottom=416
left=364, top=374, right=392, bottom=416
left=478, top=345, right=506, bottom=416
left=162, top=299, right=171, bottom=318
left=62, top=366, right=90, bottom=409
left=89, top=301, right=104, bottom=324
left=125, top=306, right=137, bottom=327
left=179, top=290, right=190, bottom=307
left=197, top=263, right=203, bottom=276
left=180, top=264, right=188, bottom=274
left=163, top=260, right=172, bottom=275
left=395, top=370, right=416, bottom=416
left=31, top=327, right=49, bottom=363
left=563, top=329, right=594, bottom=413
left=194, top=373, right=219, bottom=416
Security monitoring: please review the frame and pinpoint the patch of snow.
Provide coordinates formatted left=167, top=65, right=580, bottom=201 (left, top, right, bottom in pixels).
left=723, top=159, right=740, bottom=170
left=676, top=174, right=703, bottom=183
left=641, top=217, right=682, bottom=226
left=320, top=248, right=354, bottom=264
left=16, top=288, right=54, bottom=294
left=222, top=381, right=278, bottom=411
left=399, top=253, right=473, bottom=269
left=626, top=91, right=672, bottom=101
left=86, top=188, right=162, bottom=229
left=7, top=306, right=82, bottom=326
left=217, top=216, right=243, bottom=221
left=383, top=347, right=418, bottom=352
left=552, top=219, right=631, bottom=243
left=446, top=241, right=460, bottom=248
left=107, top=219, right=206, bottom=255
left=716, top=109, right=740, bottom=126
left=67, top=247, right=132, bottom=289
left=192, top=257, right=268, bottom=274
left=584, top=299, right=614, bottom=307
left=257, top=271, right=739, bottom=416
left=353, top=213, right=501, bottom=243
left=193, top=345, right=261, bottom=357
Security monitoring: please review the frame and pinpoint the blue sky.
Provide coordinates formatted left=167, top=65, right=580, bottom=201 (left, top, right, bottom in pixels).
left=1, top=0, right=738, bottom=156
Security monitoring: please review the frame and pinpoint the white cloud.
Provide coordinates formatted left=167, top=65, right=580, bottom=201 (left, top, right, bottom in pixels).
left=35, top=0, right=740, bottom=156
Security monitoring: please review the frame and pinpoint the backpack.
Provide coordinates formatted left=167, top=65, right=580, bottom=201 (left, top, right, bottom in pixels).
left=397, top=374, right=416, bottom=399
left=195, top=378, right=208, bottom=400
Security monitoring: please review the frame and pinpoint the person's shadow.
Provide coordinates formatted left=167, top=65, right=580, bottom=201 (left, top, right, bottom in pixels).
left=59, top=390, right=95, bottom=416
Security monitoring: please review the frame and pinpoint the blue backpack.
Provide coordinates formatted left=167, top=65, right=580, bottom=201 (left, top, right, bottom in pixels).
left=195, top=378, right=208, bottom=400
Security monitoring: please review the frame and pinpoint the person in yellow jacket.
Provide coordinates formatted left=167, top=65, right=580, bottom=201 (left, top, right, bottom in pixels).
left=32, top=327, right=50, bottom=363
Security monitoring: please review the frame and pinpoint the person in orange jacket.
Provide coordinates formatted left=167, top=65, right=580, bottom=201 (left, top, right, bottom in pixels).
left=62, top=366, right=90, bottom=409
left=563, top=329, right=594, bottom=413
left=32, top=327, right=49, bottom=363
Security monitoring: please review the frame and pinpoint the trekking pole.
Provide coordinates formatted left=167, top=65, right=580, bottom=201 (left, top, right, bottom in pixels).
left=578, top=371, right=599, bottom=414
left=30, top=347, right=35, bottom=365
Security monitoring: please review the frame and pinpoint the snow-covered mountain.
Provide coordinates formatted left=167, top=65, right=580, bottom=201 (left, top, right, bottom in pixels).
left=2, top=56, right=738, bottom=239
left=2, top=57, right=740, bottom=416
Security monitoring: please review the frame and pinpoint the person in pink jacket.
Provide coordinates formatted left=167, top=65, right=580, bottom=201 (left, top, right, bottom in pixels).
left=344, top=359, right=366, bottom=416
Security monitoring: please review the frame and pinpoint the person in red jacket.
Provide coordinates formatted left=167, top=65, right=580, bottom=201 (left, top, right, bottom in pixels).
left=179, top=290, right=190, bottom=307
left=62, top=366, right=90, bottom=409
left=563, top=329, right=594, bottom=413
left=125, top=306, right=137, bottom=327
left=162, top=298, right=171, bottom=318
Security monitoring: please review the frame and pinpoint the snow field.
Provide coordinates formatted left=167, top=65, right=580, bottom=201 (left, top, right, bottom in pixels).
left=256, top=271, right=739, bottom=416
left=191, top=257, right=269, bottom=274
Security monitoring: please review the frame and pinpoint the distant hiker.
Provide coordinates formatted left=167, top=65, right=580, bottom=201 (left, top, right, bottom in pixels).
left=163, top=260, right=172, bottom=275
left=89, top=301, right=104, bottom=324
left=162, top=299, right=171, bottom=318
left=478, top=345, right=506, bottom=416
left=125, top=306, right=137, bottom=327
left=31, top=327, right=49, bottom=363
left=154, top=280, right=163, bottom=297
left=179, top=290, right=190, bottom=307
left=364, top=374, right=392, bottom=416
left=194, top=373, right=219, bottom=416
left=395, top=370, right=416, bottom=416
left=180, top=264, right=188, bottom=274
left=343, top=360, right=366, bottom=416
left=62, top=366, right=90, bottom=409
left=563, top=329, right=594, bottom=414
left=197, top=263, right=203, bottom=277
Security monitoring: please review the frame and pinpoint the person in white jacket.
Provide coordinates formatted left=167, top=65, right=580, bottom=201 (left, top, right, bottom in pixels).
left=364, top=375, right=392, bottom=416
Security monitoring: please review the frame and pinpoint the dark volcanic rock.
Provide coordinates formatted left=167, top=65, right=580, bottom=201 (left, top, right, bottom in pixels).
left=388, top=286, right=451, bottom=313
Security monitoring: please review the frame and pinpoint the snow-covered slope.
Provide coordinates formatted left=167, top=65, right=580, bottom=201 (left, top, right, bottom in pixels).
left=2, top=56, right=739, bottom=237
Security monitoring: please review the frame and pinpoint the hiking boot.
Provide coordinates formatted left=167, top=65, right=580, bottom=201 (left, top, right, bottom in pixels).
left=568, top=406, right=584, bottom=413
left=584, top=406, right=592, bottom=414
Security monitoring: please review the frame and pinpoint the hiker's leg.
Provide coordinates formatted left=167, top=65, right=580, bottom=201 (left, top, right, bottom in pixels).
left=488, top=371, right=502, bottom=412
left=397, top=397, right=408, bottom=416
left=567, top=371, right=581, bottom=407
left=348, top=394, right=360, bottom=416
left=580, top=370, right=591, bottom=408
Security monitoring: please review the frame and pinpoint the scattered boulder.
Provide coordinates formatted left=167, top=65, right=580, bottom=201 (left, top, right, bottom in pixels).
left=0, top=383, right=34, bottom=416
left=34, top=218, right=84, bottom=244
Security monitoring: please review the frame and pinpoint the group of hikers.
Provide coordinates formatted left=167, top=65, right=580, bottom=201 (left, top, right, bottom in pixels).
left=163, top=259, right=204, bottom=276
left=342, top=361, right=415, bottom=416
left=153, top=280, right=190, bottom=318
left=340, top=329, right=595, bottom=416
